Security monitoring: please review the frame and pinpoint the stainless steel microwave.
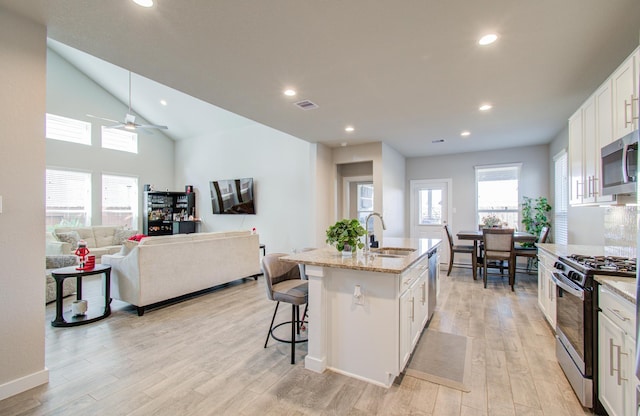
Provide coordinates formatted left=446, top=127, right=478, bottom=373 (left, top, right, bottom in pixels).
left=601, top=130, right=638, bottom=195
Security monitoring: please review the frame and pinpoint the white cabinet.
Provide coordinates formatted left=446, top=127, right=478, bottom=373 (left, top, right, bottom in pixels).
left=598, top=286, right=638, bottom=416
left=569, top=109, right=585, bottom=205
left=537, top=250, right=556, bottom=330
left=612, top=47, right=639, bottom=139
left=569, top=47, right=639, bottom=206
left=399, top=256, right=430, bottom=370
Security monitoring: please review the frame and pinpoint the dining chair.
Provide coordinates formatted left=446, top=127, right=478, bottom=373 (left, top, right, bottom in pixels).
left=444, top=224, right=476, bottom=278
left=482, top=228, right=515, bottom=291
left=515, top=226, right=549, bottom=273
left=262, top=253, right=308, bottom=364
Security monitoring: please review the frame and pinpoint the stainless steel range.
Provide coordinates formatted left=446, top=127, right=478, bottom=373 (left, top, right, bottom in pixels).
left=552, top=254, right=636, bottom=409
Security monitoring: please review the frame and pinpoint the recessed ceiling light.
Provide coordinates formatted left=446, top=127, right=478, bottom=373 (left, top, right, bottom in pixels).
left=479, top=104, right=493, bottom=111
left=132, top=0, right=154, bottom=7
left=341, top=142, right=348, bottom=147
left=478, top=33, right=498, bottom=46
left=345, top=126, right=355, bottom=132
left=461, top=131, right=471, bottom=137
left=283, top=89, right=297, bottom=97
left=160, top=99, right=167, bottom=106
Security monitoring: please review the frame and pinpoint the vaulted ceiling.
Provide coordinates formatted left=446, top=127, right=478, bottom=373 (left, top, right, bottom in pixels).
left=2, top=1, right=639, bottom=156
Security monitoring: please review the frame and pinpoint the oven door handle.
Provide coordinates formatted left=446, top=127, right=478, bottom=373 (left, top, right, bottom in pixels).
left=551, top=272, right=584, bottom=300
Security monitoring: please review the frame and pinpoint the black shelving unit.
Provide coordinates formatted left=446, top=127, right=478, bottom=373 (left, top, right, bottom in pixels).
left=143, top=191, right=196, bottom=236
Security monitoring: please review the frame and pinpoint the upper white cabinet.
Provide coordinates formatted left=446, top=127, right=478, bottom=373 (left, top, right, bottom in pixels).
left=612, top=47, right=639, bottom=139
left=569, top=47, right=638, bottom=206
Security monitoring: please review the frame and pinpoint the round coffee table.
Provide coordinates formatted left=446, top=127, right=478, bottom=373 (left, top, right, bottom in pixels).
left=51, top=264, right=112, bottom=327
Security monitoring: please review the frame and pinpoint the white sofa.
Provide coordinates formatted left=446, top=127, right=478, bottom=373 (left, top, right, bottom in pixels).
left=102, top=230, right=261, bottom=315
left=46, top=226, right=137, bottom=263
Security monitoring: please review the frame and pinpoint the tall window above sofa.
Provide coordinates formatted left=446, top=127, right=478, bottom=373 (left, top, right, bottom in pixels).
left=46, top=169, right=92, bottom=228
left=102, top=174, right=138, bottom=229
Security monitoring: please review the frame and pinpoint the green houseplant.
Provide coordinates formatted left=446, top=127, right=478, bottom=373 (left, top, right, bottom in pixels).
left=326, top=219, right=366, bottom=254
left=521, top=196, right=552, bottom=247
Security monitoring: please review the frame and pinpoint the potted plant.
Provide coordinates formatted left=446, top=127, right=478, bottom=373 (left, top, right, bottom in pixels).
left=326, top=219, right=366, bottom=256
left=521, top=196, right=552, bottom=247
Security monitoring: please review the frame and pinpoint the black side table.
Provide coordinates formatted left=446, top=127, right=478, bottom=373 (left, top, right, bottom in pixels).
left=51, top=264, right=112, bottom=327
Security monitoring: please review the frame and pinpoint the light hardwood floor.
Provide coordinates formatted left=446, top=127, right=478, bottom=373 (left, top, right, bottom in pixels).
left=1, top=266, right=593, bottom=416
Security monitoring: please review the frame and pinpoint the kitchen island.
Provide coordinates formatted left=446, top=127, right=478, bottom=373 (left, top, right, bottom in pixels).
left=281, top=238, right=441, bottom=387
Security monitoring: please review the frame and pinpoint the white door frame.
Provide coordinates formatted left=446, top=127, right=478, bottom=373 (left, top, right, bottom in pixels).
left=342, top=175, right=373, bottom=219
left=409, top=178, right=453, bottom=263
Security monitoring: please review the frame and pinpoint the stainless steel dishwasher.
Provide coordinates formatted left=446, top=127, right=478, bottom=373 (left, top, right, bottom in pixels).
left=427, top=248, right=437, bottom=320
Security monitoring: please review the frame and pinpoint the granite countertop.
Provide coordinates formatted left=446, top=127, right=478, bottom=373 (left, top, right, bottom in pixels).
left=281, top=238, right=441, bottom=274
left=536, top=243, right=606, bottom=258
left=537, top=243, right=637, bottom=304
left=595, top=275, right=637, bottom=305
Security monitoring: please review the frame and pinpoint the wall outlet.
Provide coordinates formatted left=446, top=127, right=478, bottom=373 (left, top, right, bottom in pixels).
left=0, top=195, right=3, bottom=213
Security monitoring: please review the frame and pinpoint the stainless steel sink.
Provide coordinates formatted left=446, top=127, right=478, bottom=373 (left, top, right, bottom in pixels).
left=370, top=247, right=416, bottom=256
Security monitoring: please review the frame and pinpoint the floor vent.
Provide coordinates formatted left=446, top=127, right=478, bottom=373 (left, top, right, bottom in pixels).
left=294, top=100, right=319, bottom=110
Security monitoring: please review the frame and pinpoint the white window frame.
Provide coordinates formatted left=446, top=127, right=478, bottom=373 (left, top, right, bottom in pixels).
left=475, top=163, right=522, bottom=229
left=554, top=150, right=568, bottom=245
left=101, top=174, right=139, bottom=229
left=46, top=113, right=91, bottom=145
left=45, top=168, right=92, bottom=229
left=101, top=126, right=138, bottom=154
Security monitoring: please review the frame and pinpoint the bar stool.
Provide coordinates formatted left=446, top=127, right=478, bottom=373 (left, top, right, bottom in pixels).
left=262, top=253, right=308, bottom=364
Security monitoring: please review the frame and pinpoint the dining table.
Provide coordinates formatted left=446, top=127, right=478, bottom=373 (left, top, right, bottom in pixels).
left=456, top=230, right=537, bottom=280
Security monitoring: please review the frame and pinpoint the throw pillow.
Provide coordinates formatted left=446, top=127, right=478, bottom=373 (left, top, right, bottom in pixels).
left=118, top=239, right=139, bottom=256
left=113, top=228, right=138, bottom=245
left=56, top=231, right=81, bottom=250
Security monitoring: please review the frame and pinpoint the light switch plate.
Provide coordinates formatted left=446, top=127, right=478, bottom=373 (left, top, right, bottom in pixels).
left=0, top=195, right=3, bottom=213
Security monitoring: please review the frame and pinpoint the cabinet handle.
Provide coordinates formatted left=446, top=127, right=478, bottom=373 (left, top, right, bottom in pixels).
left=617, top=346, right=628, bottom=385
left=576, top=181, right=583, bottom=198
left=625, top=98, right=632, bottom=127
left=610, top=337, right=615, bottom=377
left=410, top=298, right=415, bottom=321
left=606, top=307, right=631, bottom=322
left=632, top=96, right=639, bottom=122
left=421, top=282, right=426, bottom=304
left=591, top=176, right=599, bottom=196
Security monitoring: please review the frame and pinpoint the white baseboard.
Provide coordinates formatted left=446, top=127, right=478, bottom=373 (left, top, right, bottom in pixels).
left=0, top=368, right=49, bottom=401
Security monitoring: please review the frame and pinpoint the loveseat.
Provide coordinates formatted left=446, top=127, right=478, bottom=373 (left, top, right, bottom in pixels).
left=102, top=230, right=261, bottom=315
left=46, top=226, right=137, bottom=263
left=45, top=255, right=78, bottom=303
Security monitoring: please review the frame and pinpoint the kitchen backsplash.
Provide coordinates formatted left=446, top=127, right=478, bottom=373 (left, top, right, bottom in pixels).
left=603, top=205, right=637, bottom=258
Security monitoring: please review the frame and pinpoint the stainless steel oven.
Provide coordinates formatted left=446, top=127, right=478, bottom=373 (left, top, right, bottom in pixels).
left=552, top=261, right=593, bottom=408
left=553, top=254, right=636, bottom=411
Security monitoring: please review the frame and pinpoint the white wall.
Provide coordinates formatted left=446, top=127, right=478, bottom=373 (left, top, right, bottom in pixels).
left=406, top=144, right=550, bottom=238
left=174, top=124, right=313, bottom=254
left=382, top=142, right=406, bottom=237
left=46, top=49, right=175, bottom=231
left=0, top=9, right=49, bottom=399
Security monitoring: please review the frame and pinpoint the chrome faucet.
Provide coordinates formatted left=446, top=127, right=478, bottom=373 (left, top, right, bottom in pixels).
left=365, top=212, right=386, bottom=253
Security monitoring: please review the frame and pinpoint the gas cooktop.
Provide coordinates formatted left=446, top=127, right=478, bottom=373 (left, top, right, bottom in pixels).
left=562, top=254, right=636, bottom=275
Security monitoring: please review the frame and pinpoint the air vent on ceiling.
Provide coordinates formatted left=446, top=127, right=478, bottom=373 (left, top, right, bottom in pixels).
left=294, top=100, right=319, bottom=110
left=432, top=139, right=445, bottom=143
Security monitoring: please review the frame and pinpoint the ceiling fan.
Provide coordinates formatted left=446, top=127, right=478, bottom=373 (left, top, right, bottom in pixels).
left=87, top=71, right=168, bottom=132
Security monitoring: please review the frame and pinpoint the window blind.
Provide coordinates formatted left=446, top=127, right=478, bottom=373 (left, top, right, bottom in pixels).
left=46, top=113, right=91, bottom=145
left=102, top=127, right=138, bottom=154
left=554, top=151, right=568, bottom=245
left=45, top=169, right=92, bottom=227
left=102, top=174, right=138, bottom=228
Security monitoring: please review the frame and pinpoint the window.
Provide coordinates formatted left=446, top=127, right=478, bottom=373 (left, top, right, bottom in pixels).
left=46, top=113, right=91, bottom=145
left=46, top=169, right=92, bottom=229
left=476, top=164, right=521, bottom=228
left=554, top=151, right=568, bottom=244
left=102, top=127, right=138, bottom=154
left=356, top=183, right=374, bottom=229
left=102, top=174, right=138, bottom=229
left=418, top=188, right=443, bottom=225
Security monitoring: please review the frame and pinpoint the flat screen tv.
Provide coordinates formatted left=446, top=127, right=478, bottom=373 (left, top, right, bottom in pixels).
left=209, top=178, right=255, bottom=214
